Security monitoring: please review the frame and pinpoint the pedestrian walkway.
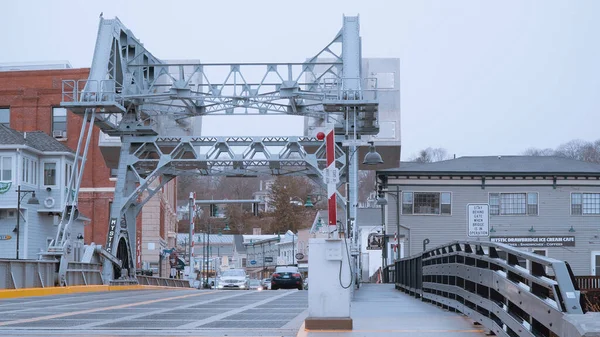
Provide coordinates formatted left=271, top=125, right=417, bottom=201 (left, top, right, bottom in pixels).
left=297, top=283, right=487, bottom=337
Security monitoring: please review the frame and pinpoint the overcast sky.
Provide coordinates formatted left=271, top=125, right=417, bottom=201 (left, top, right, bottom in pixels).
left=1, top=0, right=598, bottom=160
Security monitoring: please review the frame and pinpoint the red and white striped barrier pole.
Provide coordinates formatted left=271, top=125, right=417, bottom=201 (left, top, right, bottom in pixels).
left=326, top=128, right=337, bottom=234
left=190, top=192, right=196, bottom=259
left=317, top=126, right=337, bottom=235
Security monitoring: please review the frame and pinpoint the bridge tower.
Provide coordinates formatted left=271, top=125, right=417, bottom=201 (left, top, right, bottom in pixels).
left=50, top=15, right=390, bottom=288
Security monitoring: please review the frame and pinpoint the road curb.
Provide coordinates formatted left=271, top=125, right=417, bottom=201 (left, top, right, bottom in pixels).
left=296, top=322, right=308, bottom=337
left=0, top=285, right=182, bottom=299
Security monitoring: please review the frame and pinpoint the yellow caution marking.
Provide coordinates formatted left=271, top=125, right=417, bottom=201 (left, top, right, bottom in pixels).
left=0, top=290, right=215, bottom=326
left=0, top=285, right=185, bottom=299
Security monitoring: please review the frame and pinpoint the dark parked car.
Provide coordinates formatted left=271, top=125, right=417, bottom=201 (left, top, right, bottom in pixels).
left=271, top=266, right=303, bottom=290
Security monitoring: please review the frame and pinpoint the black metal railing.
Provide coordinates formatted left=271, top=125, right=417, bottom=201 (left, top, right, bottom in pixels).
left=383, top=265, right=396, bottom=283
left=137, top=275, right=191, bottom=288
left=394, top=241, right=592, bottom=337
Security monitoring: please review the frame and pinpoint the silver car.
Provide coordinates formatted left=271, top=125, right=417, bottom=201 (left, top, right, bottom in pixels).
left=216, top=269, right=249, bottom=290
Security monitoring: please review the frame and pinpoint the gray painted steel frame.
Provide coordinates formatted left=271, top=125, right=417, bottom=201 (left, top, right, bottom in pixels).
left=57, top=15, right=377, bottom=285
left=0, top=260, right=57, bottom=289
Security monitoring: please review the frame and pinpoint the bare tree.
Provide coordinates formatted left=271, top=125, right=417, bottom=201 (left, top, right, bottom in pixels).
left=358, top=170, right=376, bottom=202
left=523, top=139, right=600, bottom=164
left=177, top=176, right=220, bottom=201
left=555, top=140, right=588, bottom=160
left=269, top=176, right=316, bottom=234
left=581, top=142, right=600, bottom=163
left=409, top=147, right=451, bottom=163
left=522, top=148, right=555, bottom=156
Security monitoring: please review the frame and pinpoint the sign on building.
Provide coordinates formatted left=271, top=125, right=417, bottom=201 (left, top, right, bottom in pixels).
left=491, top=236, right=575, bottom=247
left=467, top=204, right=489, bottom=237
left=367, top=233, right=384, bottom=250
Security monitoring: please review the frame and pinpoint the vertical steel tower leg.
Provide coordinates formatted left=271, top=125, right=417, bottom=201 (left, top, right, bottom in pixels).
left=102, top=135, right=137, bottom=282
left=47, top=108, right=96, bottom=286
left=342, top=16, right=361, bottom=288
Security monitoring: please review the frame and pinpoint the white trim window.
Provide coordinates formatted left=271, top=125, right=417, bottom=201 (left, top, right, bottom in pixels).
left=489, top=192, right=538, bottom=216
left=43, top=162, right=57, bottom=186
left=571, top=193, right=600, bottom=215
left=0, top=156, right=12, bottom=181
left=64, top=162, right=73, bottom=186
left=21, top=157, right=38, bottom=185
left=402, top=192, right=451, bottom=215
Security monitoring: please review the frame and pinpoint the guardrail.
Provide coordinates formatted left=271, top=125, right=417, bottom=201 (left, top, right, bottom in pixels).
left=574, top=276, right=600, bottom=292
left=66, top=262, right=103, bottom=286
left=394, top=241, right=600, bottom=337
left=136, top=275, right=191, bottom=288
left=0, top=259, right=57, bottom=289
left=61, top=79, right=123, bottom=105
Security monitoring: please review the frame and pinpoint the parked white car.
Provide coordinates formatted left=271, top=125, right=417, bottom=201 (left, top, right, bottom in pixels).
left=216, top=269, right=249, bottom=290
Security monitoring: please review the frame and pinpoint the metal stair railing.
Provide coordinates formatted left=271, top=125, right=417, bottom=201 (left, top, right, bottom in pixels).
left=394, top=240, right=600, bottom=337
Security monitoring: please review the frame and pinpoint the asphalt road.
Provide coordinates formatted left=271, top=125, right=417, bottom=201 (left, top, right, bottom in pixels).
left=0, top=288, right=308, bottom=337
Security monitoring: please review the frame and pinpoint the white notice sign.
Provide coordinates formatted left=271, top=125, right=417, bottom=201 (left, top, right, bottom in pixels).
left=467, top=204, right=489, bottom=237
left=323, top=167, right=340, bottom=184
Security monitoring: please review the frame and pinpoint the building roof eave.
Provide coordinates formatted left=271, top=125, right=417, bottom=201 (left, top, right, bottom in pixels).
left=0, top=145, right=75, bottom=158
left=378, top=170, right=600, bottom=178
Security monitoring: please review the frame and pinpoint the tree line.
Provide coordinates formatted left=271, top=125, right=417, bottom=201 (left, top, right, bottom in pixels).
left=177, top=175, right=328, bottom=235
left=409, top=139, right=600, bottom=164
left=177, top=170, right=379, bottom=235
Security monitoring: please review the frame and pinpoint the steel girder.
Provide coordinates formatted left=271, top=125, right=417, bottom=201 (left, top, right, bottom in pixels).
left=61, top=16, right=353, bottom=132
left=120, top=136, right=347, bottom=213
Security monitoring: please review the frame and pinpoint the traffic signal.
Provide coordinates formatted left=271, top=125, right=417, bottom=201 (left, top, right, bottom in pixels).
left=209, top=204, right=218, bottom=217
left=377, top=184, right=385, bottom=199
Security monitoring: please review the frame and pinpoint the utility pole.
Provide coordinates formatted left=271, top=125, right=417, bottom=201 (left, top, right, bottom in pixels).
left=202, top=232, right=206, bottom=287
left=292, top=233, right=295, bottom=265
left=188, top=192, right=195, bottom=277
left=381, top=201, right=386, bottom=282
left=205, top=221, right=211, bottom=288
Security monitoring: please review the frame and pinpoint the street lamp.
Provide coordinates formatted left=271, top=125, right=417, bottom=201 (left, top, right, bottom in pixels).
left=14, top=185, right=39, bottom=259
left=303, top=196, right=314, bottom=208
left=363, top=141, right=384, bottom=165
left=290, top=195, right=315, bottom=208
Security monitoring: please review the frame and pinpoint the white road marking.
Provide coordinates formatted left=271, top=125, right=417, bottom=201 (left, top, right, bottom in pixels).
left=73, top=291, right=251, bottom=329
left=177, top=291, right=296, bottom=329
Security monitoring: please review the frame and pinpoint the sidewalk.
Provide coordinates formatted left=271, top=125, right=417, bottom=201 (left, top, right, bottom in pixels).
left=297, top=283, right=487, bottom=337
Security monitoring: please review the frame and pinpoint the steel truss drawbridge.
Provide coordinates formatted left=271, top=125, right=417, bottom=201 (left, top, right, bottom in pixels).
left=54, top=14, right=379, bottom=284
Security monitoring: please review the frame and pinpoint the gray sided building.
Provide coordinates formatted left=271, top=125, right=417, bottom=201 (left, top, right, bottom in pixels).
left=0, top=125, right=85, bottom=259
left=376, top=156, right=600, bottom=276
